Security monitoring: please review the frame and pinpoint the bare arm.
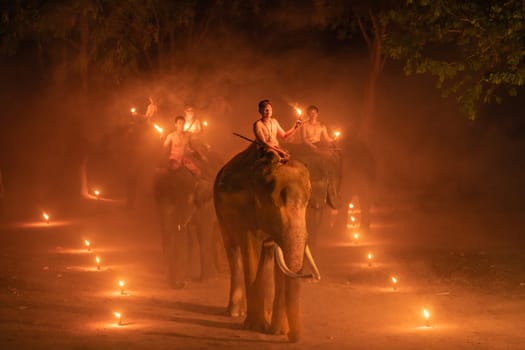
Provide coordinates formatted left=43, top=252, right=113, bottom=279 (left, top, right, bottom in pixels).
left=276, top=119, right=302, bottom=141
left=320, top=125, right=335, bottom=143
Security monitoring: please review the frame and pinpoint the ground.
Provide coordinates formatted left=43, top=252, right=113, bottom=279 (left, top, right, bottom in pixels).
left=0, top=195, right=524, bottom=350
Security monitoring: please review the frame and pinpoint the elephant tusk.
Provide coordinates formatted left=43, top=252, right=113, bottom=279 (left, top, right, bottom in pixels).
left=305, top=244, right=321, bottom=281
left=274, top=244, right=314, bottom=279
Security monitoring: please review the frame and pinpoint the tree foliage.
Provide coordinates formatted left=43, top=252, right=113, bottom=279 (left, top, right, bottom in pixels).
left=385, top=0, right=525, bottom=119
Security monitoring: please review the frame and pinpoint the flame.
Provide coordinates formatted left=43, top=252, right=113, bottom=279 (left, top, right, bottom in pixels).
left=42, top=213, right=50, bottom=222
left=333, top=130, right=341, bottom=140
left=350, top=216, right=356, bottom=222
left=130, top=107, right=136, bottom=113
left=113, top=312, right=121, bottom=319
left=367, top=253, right=373, bottom=260
left=294, top=106, right=302, bottom=116
left=203, top=120, right=208, bottom=127
left=153, top=123, right=163, bottom=134
left=84, top=240, right=90, bottom=248
left=392, top=276, right=398, bottom=284
left=93, top=190, right=100, bottom=197
left=423, top=309, right=430, bottom=319
left=348, top=203, right=354, bottom=209
left=95, top=256, right=100, bottom=264
left=119, top=280, right=125, bottom=288
left=353, top=233, right=359, bottom=240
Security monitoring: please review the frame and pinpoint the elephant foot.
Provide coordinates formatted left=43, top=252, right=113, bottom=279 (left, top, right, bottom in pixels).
left=287, top=331, right=300, bottom=343
left=244, top=315, right=270, bottom=333
left=227, top=303, right=246, bottom=318
left=269, top=321, right=289, bottom=335
left=169, top=279, right=187, bottom=290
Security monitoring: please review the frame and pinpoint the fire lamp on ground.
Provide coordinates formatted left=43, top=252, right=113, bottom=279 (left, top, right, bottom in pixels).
left=42, top=212, right=50, bottom=224
left=130, top=107, right=137, bottom=114
left=119, top=280, right=125, bottom=295
left=84, top=239, right=91, bottom=252
left=333, top=130, right=341, bottom=140
left=113, top=312, right=123, bottom=326
left=93, top=190, right=100, bottom=200
left=423, top=309, right=431, bottom=327
left=95, top=256, right=101, bottom=270
left=391, top=276, right=398, bottom=291
left=352, top=232, right=360, bottom=244
left=367, top=253, right=373, bottom=267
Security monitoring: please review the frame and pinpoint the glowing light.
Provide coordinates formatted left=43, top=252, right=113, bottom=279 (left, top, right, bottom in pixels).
left=294, top=106, right=302, bottom=116
left=42, top=213, right=50, bottom=224
left=333, top=130, right=341, bottom=140
left=423, top=309, right=431, bottom=327
left=84, top=240, right=91, bottom=251
left=95, top=256, right=101, bottom=270
left=119, top=280, right=125, bottom=295
left=391, top=276, right=398, bottom=290
left=350, top=216, right=356, bottom=222
left=367, top=253, right=373, bottom=267
left=153, top=123, right=163, bottom=135
left=113, top=312, right=122, bottom=325
left=130, top=107, right=136, bottom=114
left=353, top=232, right=359, bottom=242
left=93, top=190, right=100, bottom=199
left=203, top=120, right=208, bottom=127
left=349, top=203, right=354, bottom=209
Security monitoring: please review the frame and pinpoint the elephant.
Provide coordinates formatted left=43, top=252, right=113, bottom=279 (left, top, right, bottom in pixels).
left=154, top=148, right=224, bottom=287
left=285, top=143, right=342, bottom=250
left=214, top=143, right=321, bottom=342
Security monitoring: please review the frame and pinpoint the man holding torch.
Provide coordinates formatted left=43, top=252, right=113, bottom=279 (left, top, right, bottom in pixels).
left=163, top=116, right=204, bottom=177
left=301, top=105, right=336, bottom=152
left=253, top=99, right=302, bottom=160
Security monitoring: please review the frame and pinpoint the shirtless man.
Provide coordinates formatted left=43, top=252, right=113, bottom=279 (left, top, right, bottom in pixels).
left=163, top=116, right=202, bottom=176
left=253, top=99, right=302, bottom=159
left=301, top=105, right=334, bottom=151
left=183, top=106, right=203, bottom=135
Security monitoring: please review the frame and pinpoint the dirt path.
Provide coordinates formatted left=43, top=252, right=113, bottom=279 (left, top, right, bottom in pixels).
left=1, top=201, right=524, bottom=349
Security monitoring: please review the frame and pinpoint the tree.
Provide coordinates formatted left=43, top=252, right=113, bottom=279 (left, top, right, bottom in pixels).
left=385, top=0, right=525, bottom=119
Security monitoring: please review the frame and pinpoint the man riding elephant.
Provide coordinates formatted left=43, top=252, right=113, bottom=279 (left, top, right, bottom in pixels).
left=214, top=100, right=320, bottom=342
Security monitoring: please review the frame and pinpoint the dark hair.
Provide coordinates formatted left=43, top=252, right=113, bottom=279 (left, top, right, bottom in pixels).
left=307, top=105, right=319, bottom=113
left=258, top=99, right=271, bottom=113
left=174, top=115, right=185, bottom=123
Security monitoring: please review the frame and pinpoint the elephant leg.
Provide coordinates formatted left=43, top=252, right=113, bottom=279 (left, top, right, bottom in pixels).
left=169, top=226, right=189, bottom=289
left=286, top=276, right=302, bottom=342
left=270, top=261, right=289, bottom=335
left=196, top=214, right=218, bottom=281
left=224, top=239, right=246, bottom=317
left=242, top=233, right=269, bottom=332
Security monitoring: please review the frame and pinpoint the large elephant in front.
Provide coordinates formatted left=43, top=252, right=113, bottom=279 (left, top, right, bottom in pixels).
left=214, top=144, right=321, bottom=342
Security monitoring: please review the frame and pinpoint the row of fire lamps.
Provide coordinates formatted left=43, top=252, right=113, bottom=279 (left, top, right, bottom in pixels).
left=41, top=190, right=127, bottom=327
left=347, top=201, right=431, bottom=327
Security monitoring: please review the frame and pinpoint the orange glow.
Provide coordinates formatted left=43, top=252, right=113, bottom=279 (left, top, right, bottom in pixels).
left=153, top=123, right=163, bottom=135
left=93, top=190, right=100, bottom=198
left=423, top=309, right=431, bottom=326
left=333, top=130, right=341, bottom=140
left=84, top=240, right=91, bottom=251
left=42, top=213, right=50, bottom=223
left=350, top=216, right=356, bottom=222
left=348, top=203, right=354, bottom=209
left=119, top=280, right=125, bottom=294
left=203, top=120, right=208, bottom=127
left=95, top=256, right=101, bottom=270
left=113, top=312, right=122, bottom=325
left=391, top=276, right=398, bottom=290
left=130, top=107, right=136, bottom=113
left=367, top=253, right=373, bottom=266
left=353, top=232, right=359, bottom=241
left=294, top=106, right=302, bottom=116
